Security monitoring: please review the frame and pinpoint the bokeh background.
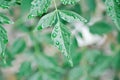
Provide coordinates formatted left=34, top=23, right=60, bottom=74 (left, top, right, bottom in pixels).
left=0, top=0, right=120, bottom=80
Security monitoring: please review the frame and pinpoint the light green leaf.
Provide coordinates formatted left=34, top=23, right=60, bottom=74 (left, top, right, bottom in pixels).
left=60, top=0, right=80, bottom=5
left=51, top=21, right=73, bottom=66
left=105, top=0, right=120, bottom=30
left=29, top=0, right=52, bottom=18
left=35, top=11, right=56, bottom=31
left=59, top=10, right=87, bottom=23
left=0, top=13, right=14, bottom=24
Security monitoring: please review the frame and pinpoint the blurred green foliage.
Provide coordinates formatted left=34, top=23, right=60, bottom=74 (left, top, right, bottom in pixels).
left=0, top=0, right=120, bottom=80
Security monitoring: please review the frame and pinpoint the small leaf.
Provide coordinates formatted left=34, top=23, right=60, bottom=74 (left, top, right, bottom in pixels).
left=51, top=22, right=73, bottom=66
left=89, top=21, right=113, bottom=35
left=59, top=10, right=87, bottom=23
left=28, top=0, right=52, bottom=18
left=35, top=11, right=57, bottom=31
left=105, top=0, right=120, bottom=30
left=0, top=13, right=14, bottom=24
left=11, top=38, right=26, bottom=54
left=60, top=0, right=80, bottom=5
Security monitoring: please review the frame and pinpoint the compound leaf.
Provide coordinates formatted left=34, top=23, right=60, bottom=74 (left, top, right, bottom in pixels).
left=51, top=21, right=73, bottom=66
left=29, top=0, right=52, bottom=18
left=59, top=10, right=87, bottom=23
left=35, top=11, right=57, bottom=31
left=60, top=0, right=80, bottom=5
left=105, top=0, right=120, bottom=30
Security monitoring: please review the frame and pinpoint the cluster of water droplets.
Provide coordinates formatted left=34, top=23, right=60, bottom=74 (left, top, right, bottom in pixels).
left=60, top=0, right=76, bottom=5
left=105, top=0, right=120, bottom=30
left=28, top=0, right=51, bottom=18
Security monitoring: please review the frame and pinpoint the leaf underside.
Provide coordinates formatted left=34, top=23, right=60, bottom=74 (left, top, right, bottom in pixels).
left=105, top=0, right=120, bottom=30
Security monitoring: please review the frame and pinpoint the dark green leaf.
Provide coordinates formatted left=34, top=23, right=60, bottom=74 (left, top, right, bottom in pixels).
left=89, top=21, right=113, bottom=35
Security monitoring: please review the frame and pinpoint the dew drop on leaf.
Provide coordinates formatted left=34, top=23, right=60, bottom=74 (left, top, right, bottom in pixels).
left=37, top=26, right=43, bottom=30
left=52, top=33, right=57, bottom=38
left=56, top=41, right=59, bottom=45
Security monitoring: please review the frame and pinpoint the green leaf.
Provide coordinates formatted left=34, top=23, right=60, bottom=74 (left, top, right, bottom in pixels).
left=105, top=0, right=120, bottom=30
left=17, top=62, right=32, bottom=79
left=35, top=11, right=57, bottom=31
left=68, top=66, right=82, bottom=80
left=0, top=25, right=8, bottom=65
left=0, top=13, right=14, bottom=24
left=89, top=21, right=113, bottom=35
left=51, top=21, right=73, bottom=66
left=11, top=38, right=26, bottom=54
left=0, top=0, right=15, bottom=9
left=0, top=25, right=8, bottom=52
left=20, top=0, right=33, bottom=14
left=28, top=0, right=52, bottom=18
left=60, top=0, right=80, bottom=5
left=59, top=10, right=87, bottom=23
left=85, top=0, right=96, bottom=12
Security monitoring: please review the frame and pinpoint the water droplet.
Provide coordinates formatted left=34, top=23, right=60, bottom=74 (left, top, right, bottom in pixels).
left=4, top=39, right=8, bottom=44
left=64, top=33, right=67, bottom=36
left=28, top=14, right=35, bottom=19
left=37, top=26, right=42, bottom=30
left=56, top=41, right=59, bottom=45
left=69, top=59, right=73, bottom=67
left=55, top=26, right=58, bottom=29
left=52, top=33, right=57, bottom=38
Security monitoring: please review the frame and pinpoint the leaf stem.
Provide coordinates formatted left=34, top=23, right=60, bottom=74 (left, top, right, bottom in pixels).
left=53, top=0, right=58, bottom=11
